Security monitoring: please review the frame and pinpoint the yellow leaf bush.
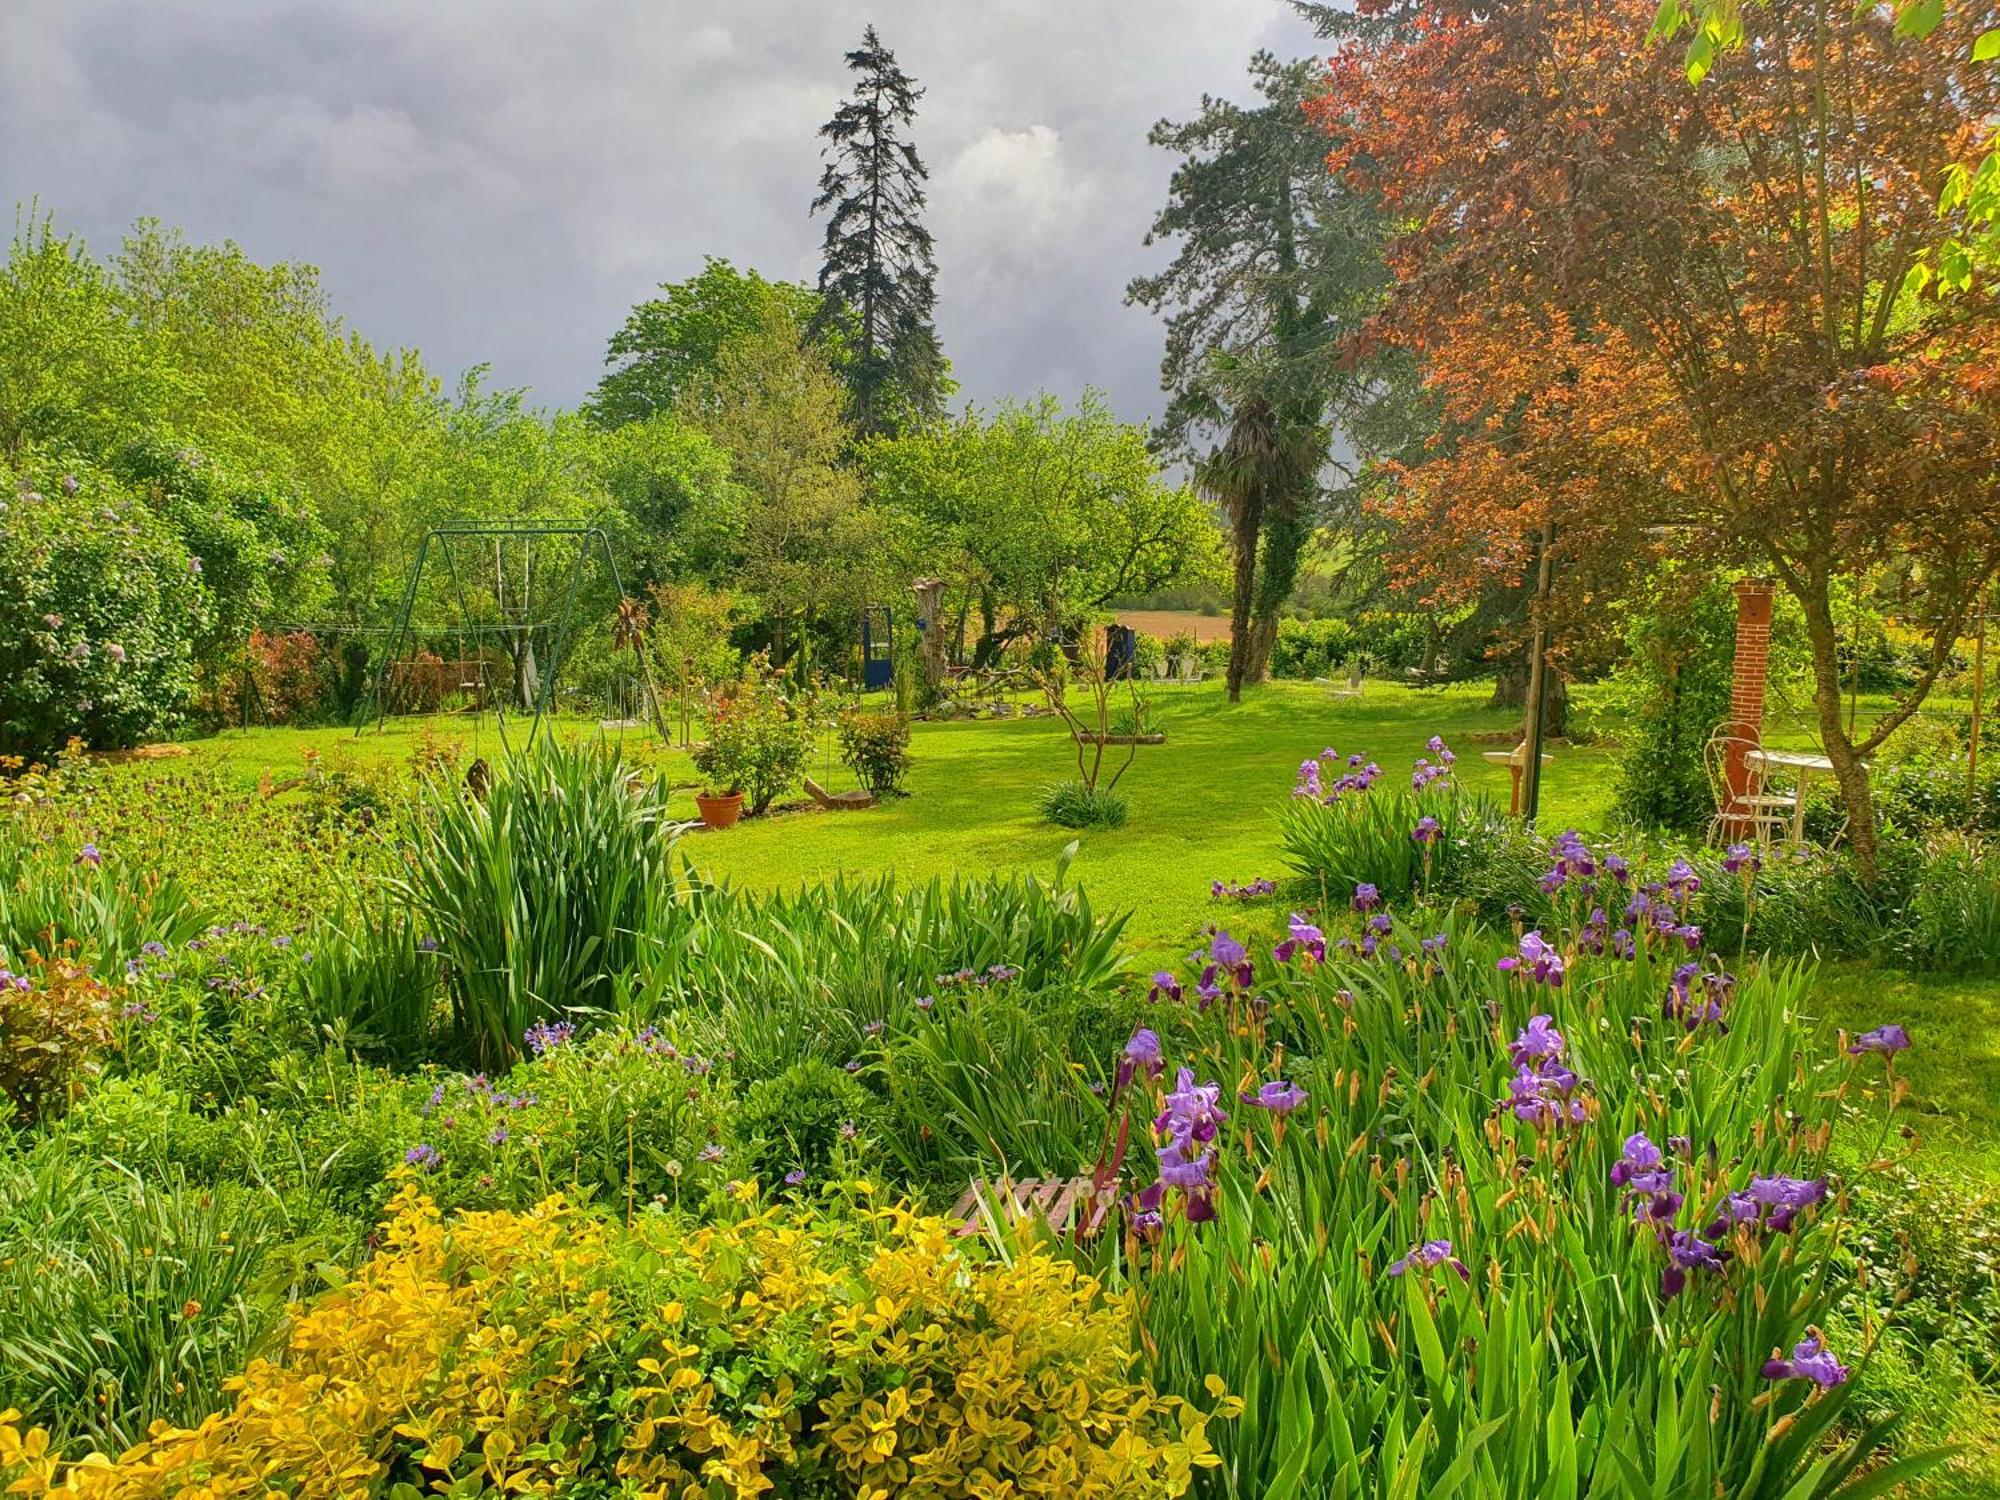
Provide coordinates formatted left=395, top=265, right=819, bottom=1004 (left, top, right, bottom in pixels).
left=2, top=1184, right=1228, bottom=1499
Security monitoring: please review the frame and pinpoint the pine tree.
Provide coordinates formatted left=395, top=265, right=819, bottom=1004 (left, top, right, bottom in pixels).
left=811, top=25, right=948, bottom=437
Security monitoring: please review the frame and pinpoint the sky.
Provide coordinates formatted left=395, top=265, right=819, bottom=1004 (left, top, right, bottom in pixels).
left=0, top=0, right=1322, bottom=428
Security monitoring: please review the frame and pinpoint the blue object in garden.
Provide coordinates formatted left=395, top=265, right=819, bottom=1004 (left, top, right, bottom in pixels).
left=861, top=604, right=894, bottom=690
left=1105, top=623, right=1137, bottom=681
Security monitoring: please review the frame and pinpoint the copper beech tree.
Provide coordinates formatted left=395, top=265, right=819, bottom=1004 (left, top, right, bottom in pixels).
left=1315, top=0, right=2000, bottom=877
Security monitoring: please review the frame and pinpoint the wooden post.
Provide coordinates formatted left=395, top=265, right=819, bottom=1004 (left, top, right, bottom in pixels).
left=1520, top=526, right=1554, bottom=824
left=1971, top=587, right=1989, bottom=820
left=911, top=578, right=946, bottom=697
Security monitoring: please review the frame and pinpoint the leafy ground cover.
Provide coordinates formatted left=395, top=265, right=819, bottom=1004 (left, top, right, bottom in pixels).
left=0, top=690, right=1991, bottom=1495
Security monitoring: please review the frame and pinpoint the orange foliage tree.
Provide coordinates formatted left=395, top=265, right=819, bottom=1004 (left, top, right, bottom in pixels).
left=1315, top=0, right=2000, bottom=875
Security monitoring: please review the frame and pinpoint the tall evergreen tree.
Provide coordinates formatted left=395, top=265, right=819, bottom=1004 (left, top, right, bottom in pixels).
left=1128, top=51, right=1417, bottom=700
left=811, top=25, right=948, bottom=438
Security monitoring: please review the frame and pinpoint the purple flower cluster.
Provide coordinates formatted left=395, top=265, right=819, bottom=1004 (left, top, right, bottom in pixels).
left=1665, top=963, right=1734, bottom=1032
left=1504, top=1014, right=1588, bottom=1129
left=1136, top=1066, right=1229, bottom=1227
left=523, top=1020, right=575, bottom=1056
left=1497, top=931, right=1565, bottom=987
left=936, top=962, right=1019, bottom=989
left=1624, top=887, right=1704, bottom=951
left=404, top=1143, right=440, bottom=1172
left=1709, top=1174, right=1828, bottom=1236
left=1211, top=877, right=1277, bottom=901
left=1295, top=749, right=1383, bottom=803
left=1609, top=1133, right=1734, bottom=1299
left=1538, top=830, right=1599, bottom=895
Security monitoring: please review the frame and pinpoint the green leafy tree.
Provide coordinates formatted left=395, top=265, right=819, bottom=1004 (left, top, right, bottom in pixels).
left=588, top=258, right=829, bottom=429
left=682, top=307, right=870, bottom=664
left=811, top=26, right=951, bottom=437
left=1128, top=52, right=1415, bottom=701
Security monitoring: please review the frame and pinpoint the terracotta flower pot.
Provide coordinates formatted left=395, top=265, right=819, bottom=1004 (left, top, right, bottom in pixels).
left=696, top=791, right=745, bottom=830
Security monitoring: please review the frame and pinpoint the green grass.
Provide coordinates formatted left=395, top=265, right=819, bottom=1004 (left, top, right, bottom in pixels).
left=174, top=676, right=1959, bottom=958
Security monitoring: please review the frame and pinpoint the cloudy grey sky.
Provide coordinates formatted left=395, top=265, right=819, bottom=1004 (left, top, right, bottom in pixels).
left=1, top=1, right=1319, bottom=427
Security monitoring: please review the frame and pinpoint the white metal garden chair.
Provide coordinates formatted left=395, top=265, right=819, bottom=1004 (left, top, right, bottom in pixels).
left=1703, top=729, right=1796, bottom=847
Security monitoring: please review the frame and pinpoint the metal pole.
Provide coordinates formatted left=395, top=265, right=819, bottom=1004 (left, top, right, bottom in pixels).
left=1521, top=525, right=1555, bottom=825
left=361, top=530, right=432, bottom=736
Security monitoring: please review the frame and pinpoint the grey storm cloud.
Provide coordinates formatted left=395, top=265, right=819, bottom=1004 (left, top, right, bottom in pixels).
left=0, top=0, right=1319, bottom=427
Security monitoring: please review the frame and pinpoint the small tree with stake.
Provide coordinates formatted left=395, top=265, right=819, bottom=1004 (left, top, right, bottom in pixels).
left=1029, top=633, right=1146, bottom=829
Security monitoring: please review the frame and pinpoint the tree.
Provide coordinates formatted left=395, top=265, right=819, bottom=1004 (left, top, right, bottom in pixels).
left=868, top=392, right=1221, bottom=655
left=587, top=258, right=829, bottom=429
left=1317, top=0, right=2000, bottom=878
left=1128, top=52, right=1415, bottom=701
left=681, top=306, right=870, bottom=665
left=811, top=25, right=950, bottom=437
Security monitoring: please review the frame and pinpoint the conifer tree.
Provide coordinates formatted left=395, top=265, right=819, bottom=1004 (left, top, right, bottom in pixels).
left=811, top=25, right=949, bottom=437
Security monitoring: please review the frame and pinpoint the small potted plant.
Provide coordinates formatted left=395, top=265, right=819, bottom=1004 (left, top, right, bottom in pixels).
left=689, top=664, right=813, bottom=827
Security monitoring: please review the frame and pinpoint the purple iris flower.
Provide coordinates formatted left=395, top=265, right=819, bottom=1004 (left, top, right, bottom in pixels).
left=1411, top=815, right=1442, bottom=846
left=1386, top=1237, right=1470, bottom=1281
left=1723, top=842, right=1760, bottom=875
left=1148, top=970, right=1184, bottom=1004
left=1659, top=1229, right=1730, bottom=1301
left=1420, top=933, right=1448, bottom=958
left=1666, top=859, right=1702, bottom=897
left=1508, top=1014, right=1566, bottom=1068
left=1118, top=1027, right=1165, bottom=1089
left=1240, top=1079, right=1308, bottom=1114
left=1272, top=913, right=1327, bottom=965
left=1155, top=1067, right=1228, bottom=1145
left=1498, top=931, right=1565, bottom=986
left=1610, top=1133, right=1675, bottom=1205
left=1352, top=883, right=1382, bottom=914
left=1762, top=1335, right=1849, bottom=1387
left=1847, top=1024, right=1910, bottom=1057
left=1746, top=1174, right=1826, bottom=1232
left=76, top=843, right=102, bottom=868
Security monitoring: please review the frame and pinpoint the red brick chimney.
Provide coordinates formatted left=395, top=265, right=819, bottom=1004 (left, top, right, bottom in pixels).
left=1723, top=578, right=1776, bottom=833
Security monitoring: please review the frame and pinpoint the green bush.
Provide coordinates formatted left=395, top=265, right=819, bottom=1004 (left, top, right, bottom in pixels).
left=0, top=817, right=205, bottom=972
left=1608, top=572, right=1736, bottom=834
left=1269, top=616, right=1358, bottom=679
left=737, top=1059, right=883, bottom=1187
left=393, top=740, right=682, bottom=1067
left=691, top=669, right=815, bottom=813
left=1899, top=833, right=2000, bottom=976
left=836, top=708, right=912, bottom=794
left=1040, top=779, right=1128, bottom=828
left=0, top=449, right=206, bottom=756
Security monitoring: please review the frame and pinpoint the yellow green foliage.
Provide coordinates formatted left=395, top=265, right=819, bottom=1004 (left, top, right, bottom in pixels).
left=0, top=1183, right=1230, bottom=1498
left=0, top=954, right=116, bottom=1126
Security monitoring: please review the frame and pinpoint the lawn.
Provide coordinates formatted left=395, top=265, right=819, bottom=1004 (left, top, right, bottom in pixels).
left=182, top=676, right=1931, bottom=957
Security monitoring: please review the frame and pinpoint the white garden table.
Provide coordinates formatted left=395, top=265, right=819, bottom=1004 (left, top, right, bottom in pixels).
left=1743, top=747, right=1851, bottom=846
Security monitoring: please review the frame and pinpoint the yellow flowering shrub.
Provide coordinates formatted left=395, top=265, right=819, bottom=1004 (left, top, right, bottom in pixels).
left=0, top=1185, right=1230, bottom=1500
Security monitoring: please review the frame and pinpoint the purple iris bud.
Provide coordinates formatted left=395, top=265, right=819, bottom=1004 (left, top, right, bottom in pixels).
left=1148, top=970, right=1183, bottom=1004
left=404, top=1143, right=439, bottom=1171
left=1762, top=1335, right=1849, bottom=1387
left=1240, top=1079, right=1308, bottom=1114
left=1386, top=1237, right=1470, bottom=1281
left=1847, top=1024, right=1910, bottom=1057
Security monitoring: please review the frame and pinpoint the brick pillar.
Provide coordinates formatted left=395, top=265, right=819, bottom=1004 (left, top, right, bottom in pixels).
left=1723, top=578, right=1776, bottom=833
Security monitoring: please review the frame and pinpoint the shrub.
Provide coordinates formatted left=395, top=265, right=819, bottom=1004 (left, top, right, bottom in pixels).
left=0, top=1188, right=1231, bottom=1497
left=393, top=740, right=682, bottom=1067
left=0, top=1157, right=285, bottom=1450
left=692, top=668, right=815, bottom=813
left=0, top=450, right=207, bottom=756
left=243, top=629, right=325, bottom=723
left=1278, top=737, right=1503, bottom=905
left=737, top=1059, right=883, bottom=1187
left=1269, top=616, right=1358, bottom=680
left=1899, top=833, right=2000, bottom=976
left=294, top=889, right=441, bottom=1059
left=836, top=708, right=912, bottom=794
left=1041, top=779, right=1128, bottom=828
left=0, top=953, right=116, bottom=1125
left=1607, top=571, right=1736, bottom=833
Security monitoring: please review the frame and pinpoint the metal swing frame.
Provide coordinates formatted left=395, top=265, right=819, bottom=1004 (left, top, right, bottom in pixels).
left=360, top=520, right=660, bottom=753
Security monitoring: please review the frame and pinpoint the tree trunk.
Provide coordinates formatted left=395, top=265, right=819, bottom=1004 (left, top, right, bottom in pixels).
left=1224, top=491, right=1265, bottom=703
left=1490, top=653, right=1568, bottom=737
left=1797, top=577, right=1879, bottom=881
